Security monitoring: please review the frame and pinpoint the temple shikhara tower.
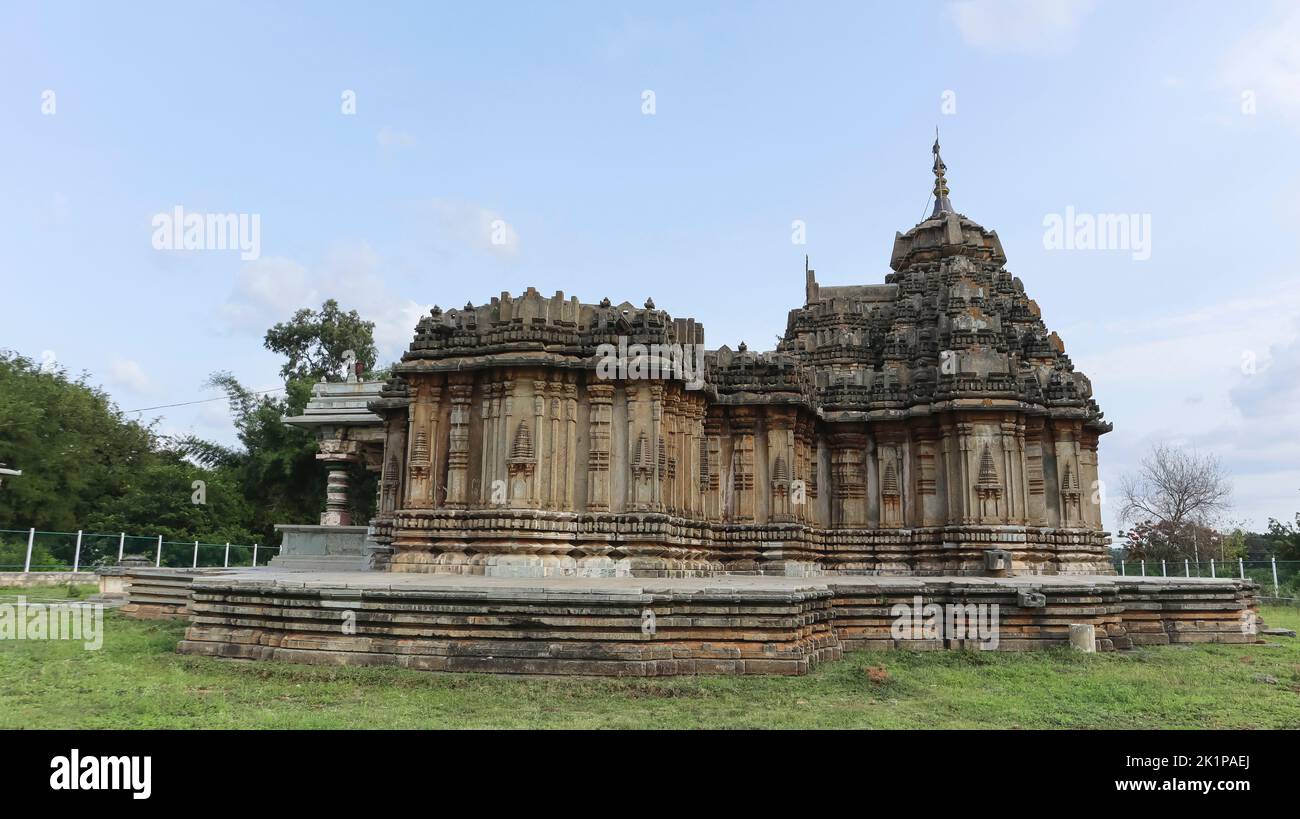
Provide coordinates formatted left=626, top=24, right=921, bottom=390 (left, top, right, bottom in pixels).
left=358, top=141, right=1113, bottom=577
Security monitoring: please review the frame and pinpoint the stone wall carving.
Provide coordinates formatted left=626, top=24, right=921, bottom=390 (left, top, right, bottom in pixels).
left=367, top=144, right=1112, bottom=577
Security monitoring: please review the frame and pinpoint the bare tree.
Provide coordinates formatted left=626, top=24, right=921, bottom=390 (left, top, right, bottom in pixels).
left=1119, top=443, right=1232, bottom=560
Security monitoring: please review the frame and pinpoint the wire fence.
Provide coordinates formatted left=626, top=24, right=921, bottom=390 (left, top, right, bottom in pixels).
left=1113, top=556, right=1300, bottom=601
left=0, top=528, right=278, bottom=572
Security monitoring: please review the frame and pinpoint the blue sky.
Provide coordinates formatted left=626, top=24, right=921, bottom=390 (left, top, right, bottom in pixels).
left=3, top=0, right=1299, bottom=534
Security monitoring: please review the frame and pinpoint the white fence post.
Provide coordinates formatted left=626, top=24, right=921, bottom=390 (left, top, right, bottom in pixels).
left=192, top=540, right=199, bottom=569
left=1239, top=557, right=1245, bottom=579
left=155, top=535, right=163, bottom=567
left=1140, top=559, right=1146, bottom=576
left=23, top=527, right=34, bottom=573
left=1273, top=557, right=1280, bottom=597
left=117, top=532, right=125, bottom=562
left=252, top=543, right=258, bottom=568
left=1185, top=558, right=1190, bottom=577
left=224, top=542, right=230, bottom=568
left=1120, top=561, right=1125, bottom=576
left=1161, top=559, right=1166, bottom=577
left=73, top=530, right=83, bottom=573
left=1210, top=558, right=1216, bottom=578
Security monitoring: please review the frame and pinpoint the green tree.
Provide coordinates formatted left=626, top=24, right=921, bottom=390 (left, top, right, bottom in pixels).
left=83, top=445, right=258, bottom=549
left=0, top=351, right=155, bottom=531
left=263, top=299, right=377, bottom=382
left=1, top=298, right=383, bottom=548
left=1264, top=514, right=1300, bottom=561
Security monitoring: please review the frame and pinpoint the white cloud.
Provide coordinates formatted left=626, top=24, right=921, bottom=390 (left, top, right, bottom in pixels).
left=1219, top=5, right=1300, bottom=126
left=218, top=256, right=315, bottom=332
left=1231, top=319, right=1300, bottom=419
left=947, top=0, right=1095, bottom=56
left=426, top=198, right=521, bottom=259
left=217, top=242, right=430, bottom=363
left=109, top=358, right=152, bottom=394
left=1079, top=278, right=1300, bottom=532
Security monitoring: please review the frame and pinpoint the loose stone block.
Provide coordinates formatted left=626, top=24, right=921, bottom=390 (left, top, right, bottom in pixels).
left=1068, top=623, right=1097, bottom=653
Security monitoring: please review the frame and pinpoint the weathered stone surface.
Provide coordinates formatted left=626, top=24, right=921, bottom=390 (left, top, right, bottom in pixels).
left=173, top=570, right=1260, bottom=676
left=339, top=143, right=1113, bottom=578
left=116, top=567, right=239, bottom=619
left=1068, top=623, right=1097, bottom=652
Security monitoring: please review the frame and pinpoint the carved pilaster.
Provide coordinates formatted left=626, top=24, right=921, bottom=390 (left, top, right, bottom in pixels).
left=585, top=382, right=613, bottom=511
left=830, top=431, right=866, bottom=526
left=445, top=381, right=473, bottom=508
left=767, top=408, right=796, bottom=523
left=405, top=383, right=441, bottom=509
left=729, top=408, right=756, bottom=523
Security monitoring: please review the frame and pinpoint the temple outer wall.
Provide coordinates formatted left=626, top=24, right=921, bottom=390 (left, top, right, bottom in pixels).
left=371, top=365, right=1111, bottom=578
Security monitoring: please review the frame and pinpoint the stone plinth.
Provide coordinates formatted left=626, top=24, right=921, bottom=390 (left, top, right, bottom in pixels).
left=269, top=524, right=370, bottom=572
left=177, top=571, right=1261, bottom=676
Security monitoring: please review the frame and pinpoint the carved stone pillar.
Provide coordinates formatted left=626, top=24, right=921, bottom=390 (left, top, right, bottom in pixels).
left=586, top=382, right=613, bottom=511
left=830, top=430, right=866, bottom=526
left=379, top=415, right=407, bottom=518
left=545, top=381, right=562, bottom=509
left=911, top=424, right=940, bottom=526
left=317, top=435, right=361, bottom=526
left=650, top=384, right=664, bottom=511
left=975, top=441, right=1004, bottom=523
left=1053, top=420, right=1083, bottom=527
left=955, top=421, right=975, bottom=524
left=1024, top=416, right=1047, bottom=525
left=703, top=409, right=723, bottom=521
left=480, top=383, right=497, bottom=505
left=405, top=383, right=441, bottom=509
left=564, top=380, right=578, bottom=510
left=730, top=408, right=756, bottom=523
left=445, top=381, right=473, bottom=508
left=664, top=393, right=679, bottom=515
left=767, top=408, right=796, bottom=523
left=1053, top=419, right=1083, bottom=527
left=1079, top=429, right=1102, bottom=528
left=531, top=381, right=545, bottom=508
left=877, top=432, right=904, bottom=529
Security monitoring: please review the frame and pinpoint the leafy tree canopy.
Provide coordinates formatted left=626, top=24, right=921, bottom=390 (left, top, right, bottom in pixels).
left=263, top=299, right=377, bottom=383
left=0, top=351, right=155, bottom=531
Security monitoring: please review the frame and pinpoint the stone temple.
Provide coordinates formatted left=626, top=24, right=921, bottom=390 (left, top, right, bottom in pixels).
left=351, top=139, right=1111, bottom=578
left=173, top=143, right=1259, bottom=675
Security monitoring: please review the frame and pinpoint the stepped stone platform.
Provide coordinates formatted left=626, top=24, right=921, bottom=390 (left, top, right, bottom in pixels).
left=175, top=570, right=1261, bottom=676
left=110, top=567, right=242, bottom=619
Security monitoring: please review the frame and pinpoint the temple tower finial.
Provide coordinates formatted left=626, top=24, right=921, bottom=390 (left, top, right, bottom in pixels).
left=804, top=254, right=818, bottom=304
left=931, top=128, right=953, bottom=216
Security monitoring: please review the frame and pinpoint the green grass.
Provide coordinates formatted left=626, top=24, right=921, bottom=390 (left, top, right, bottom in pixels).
left=0, top=583, right=98, bottom=602
left=1, top=606, right=1297, bottom=729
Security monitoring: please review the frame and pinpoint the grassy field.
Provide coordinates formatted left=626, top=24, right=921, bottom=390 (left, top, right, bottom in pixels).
left=0, top=583, right=98, bottom=602
left=1, top=601, right=1297, bottom=729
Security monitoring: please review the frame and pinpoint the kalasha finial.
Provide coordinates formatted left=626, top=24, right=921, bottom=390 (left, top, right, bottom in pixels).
left=931, top=128, right=953, bottom=216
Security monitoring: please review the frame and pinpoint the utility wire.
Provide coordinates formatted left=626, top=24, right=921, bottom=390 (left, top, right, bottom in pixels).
left=124, top=387, right=285, bottom=414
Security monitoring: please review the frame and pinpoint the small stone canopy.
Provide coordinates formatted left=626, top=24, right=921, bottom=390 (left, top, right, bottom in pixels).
left=282, top=379, right=387, bottom=527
